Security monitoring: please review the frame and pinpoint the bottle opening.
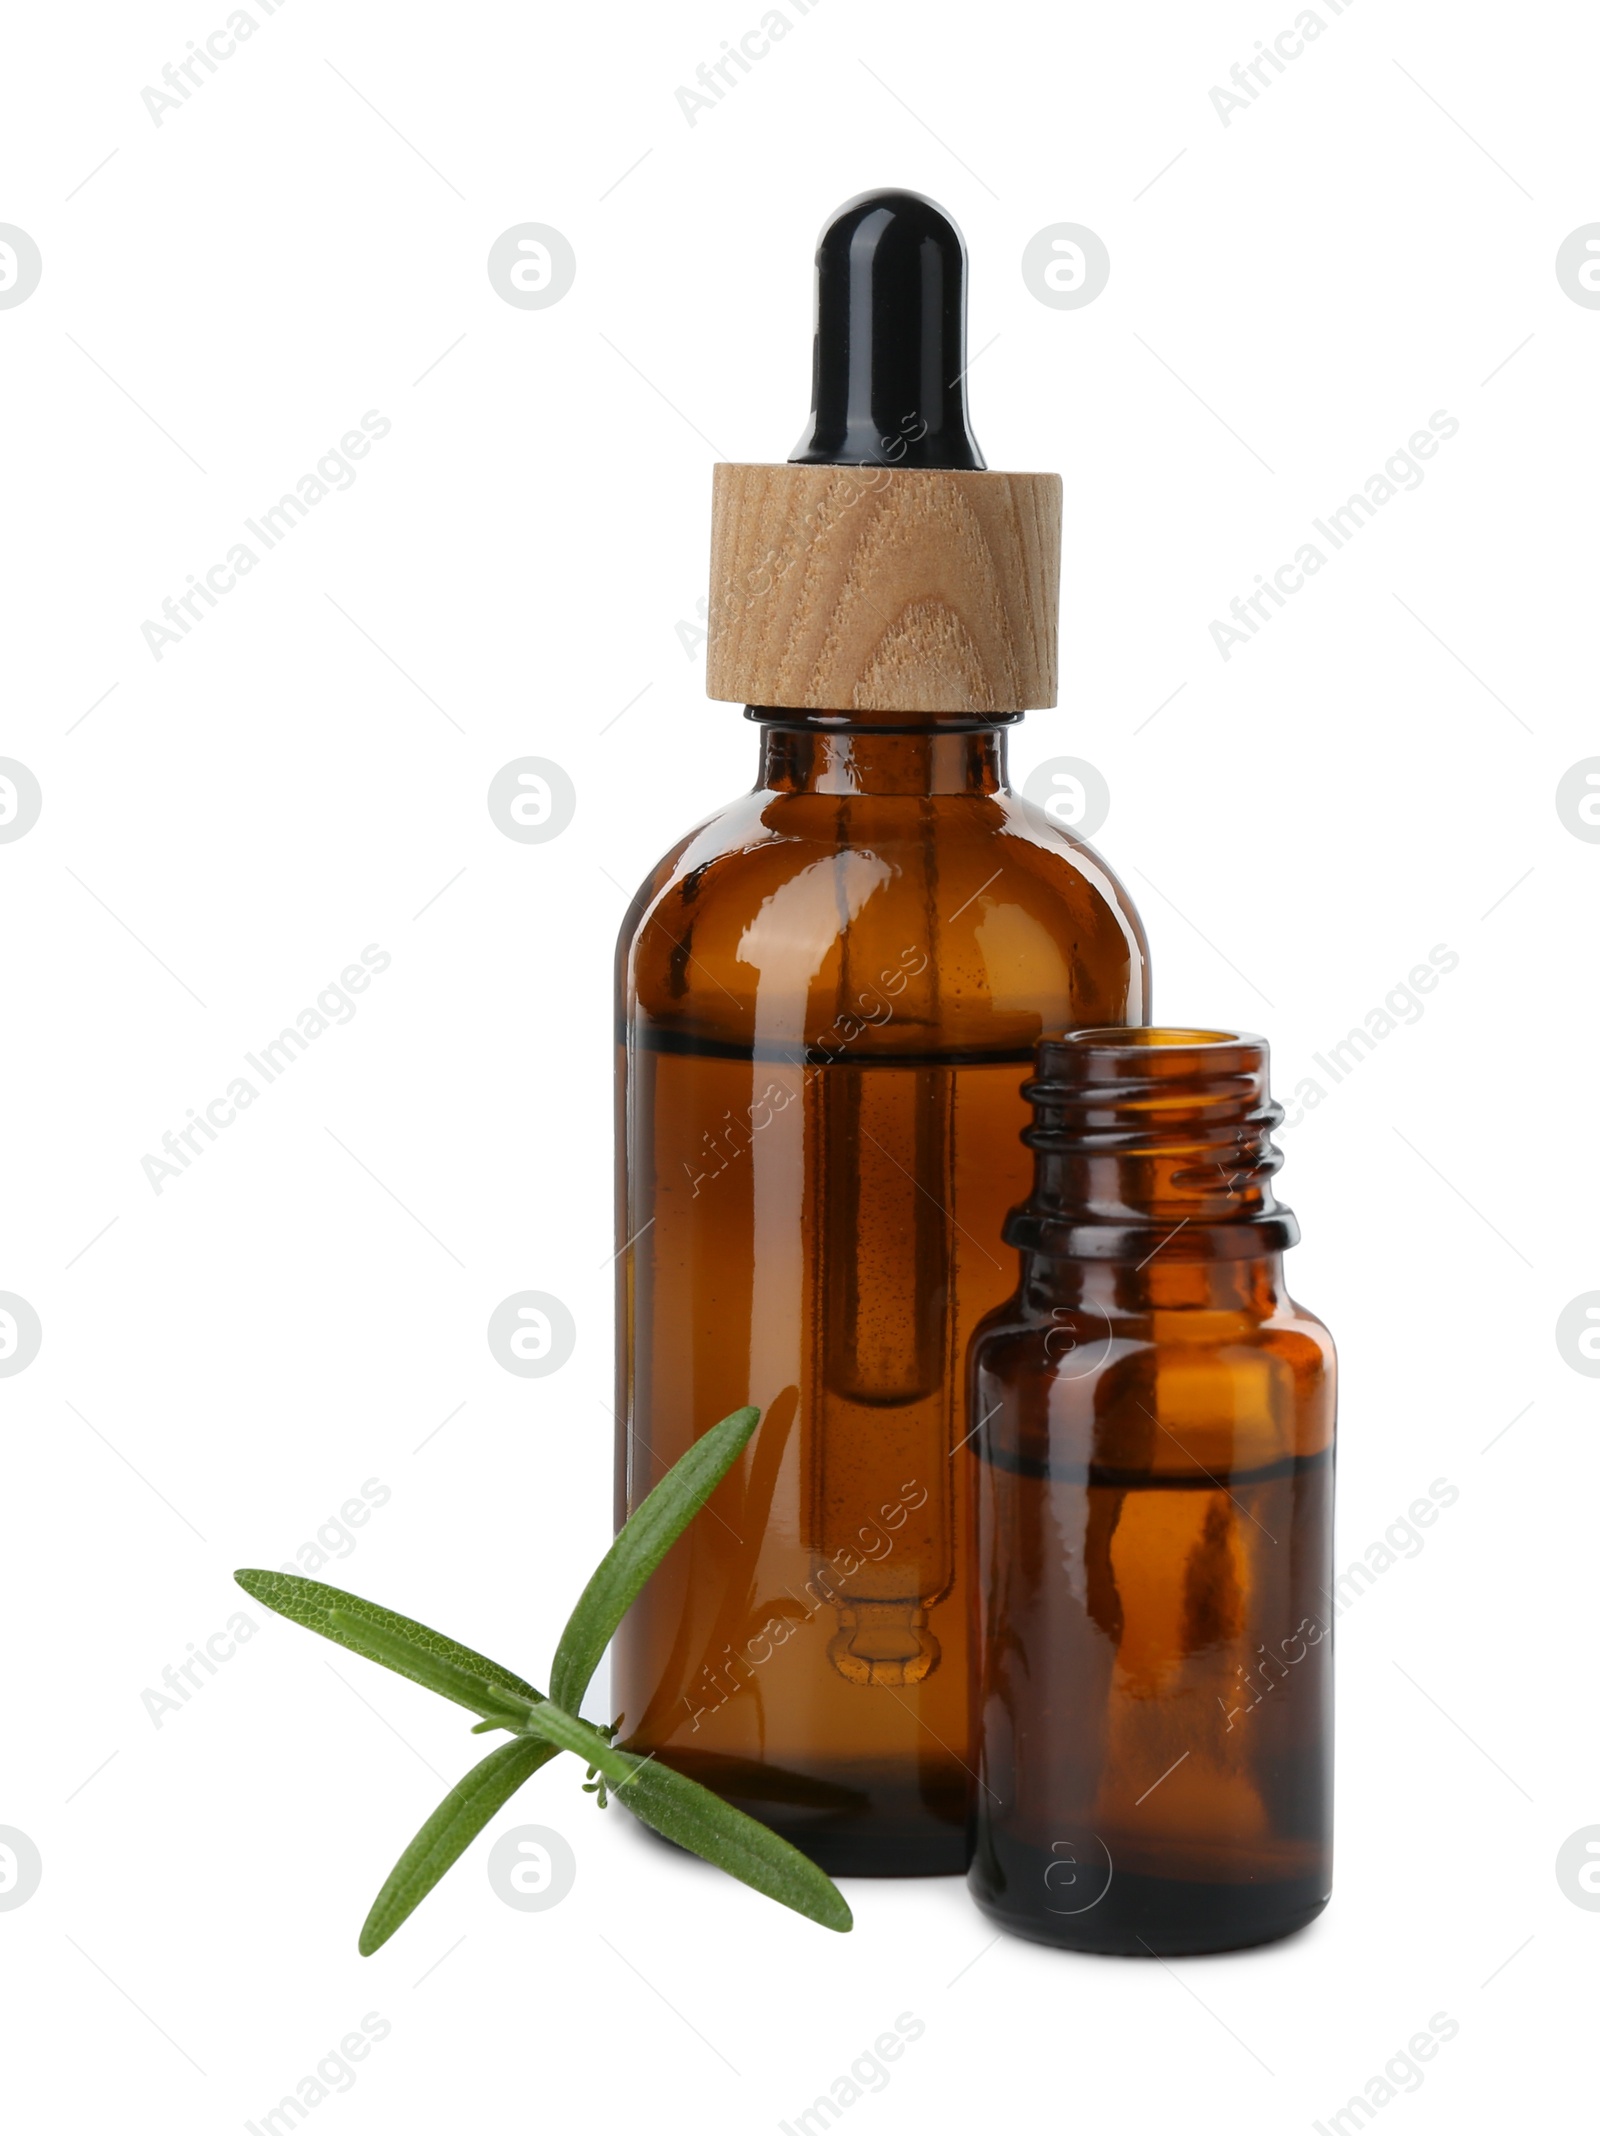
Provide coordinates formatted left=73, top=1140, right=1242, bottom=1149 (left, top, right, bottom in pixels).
left=1060, top=1025, right=1248, bottom=1050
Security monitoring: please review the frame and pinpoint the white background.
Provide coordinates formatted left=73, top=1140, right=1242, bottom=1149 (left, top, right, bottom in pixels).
left=2, top=1, right=1594, bottom=2130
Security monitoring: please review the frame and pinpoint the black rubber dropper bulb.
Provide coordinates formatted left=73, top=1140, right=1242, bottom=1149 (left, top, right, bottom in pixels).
left=789, top=188, right=986, bottom=472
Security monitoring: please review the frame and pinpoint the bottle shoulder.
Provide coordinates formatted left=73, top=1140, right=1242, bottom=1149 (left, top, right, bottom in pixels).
left=617, top=786, right=1149, bottom=1051
left=972, top=1292, right=1336, bottom=1370
left=970, top=1292, right=1335, bottom=1473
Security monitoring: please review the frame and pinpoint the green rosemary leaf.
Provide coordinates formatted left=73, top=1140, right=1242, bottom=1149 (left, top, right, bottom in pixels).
left=329, top=1611, right=536, bottom=1730
left=234, top=1569, right=542, bottom=1719
left=357, top=1735, right=558, bottom=1956
left=516, top=1704, right=852, bottom=1934
left=614, top=1755, right=852, bottom=1934
left=549, top=1405, right=760, bottom=1712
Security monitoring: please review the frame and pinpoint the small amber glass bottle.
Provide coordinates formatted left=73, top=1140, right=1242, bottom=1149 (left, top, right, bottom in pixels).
left=967, top=1028, right=1335, bottom=1952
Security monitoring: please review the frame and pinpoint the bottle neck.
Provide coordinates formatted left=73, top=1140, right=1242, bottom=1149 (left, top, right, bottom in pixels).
left=1017, top=1248, right=1290, bottom=1318
left=753, top=712, right=1010, bottom=798
left=1005, top=1029, right=1300, bottom=1309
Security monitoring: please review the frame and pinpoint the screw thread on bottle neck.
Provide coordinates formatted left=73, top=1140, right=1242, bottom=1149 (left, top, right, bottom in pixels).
left=1007, top=1028, right=1299, bottom=1263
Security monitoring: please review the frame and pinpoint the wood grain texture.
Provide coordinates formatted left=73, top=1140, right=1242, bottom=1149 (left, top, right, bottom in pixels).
left=706, top=463, right=1061, bottom=713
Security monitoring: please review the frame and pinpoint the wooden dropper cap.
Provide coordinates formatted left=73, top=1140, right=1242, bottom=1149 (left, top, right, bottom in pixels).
left=707, top=190, right=1061, bottom=716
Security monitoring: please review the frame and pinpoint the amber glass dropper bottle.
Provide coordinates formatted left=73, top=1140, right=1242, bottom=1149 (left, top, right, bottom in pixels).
left=612, top=190, right=1149, bottom=1876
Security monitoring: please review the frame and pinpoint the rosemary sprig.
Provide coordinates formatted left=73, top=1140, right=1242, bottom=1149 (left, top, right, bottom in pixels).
left=235, top=1406, right=852, bottom=1949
